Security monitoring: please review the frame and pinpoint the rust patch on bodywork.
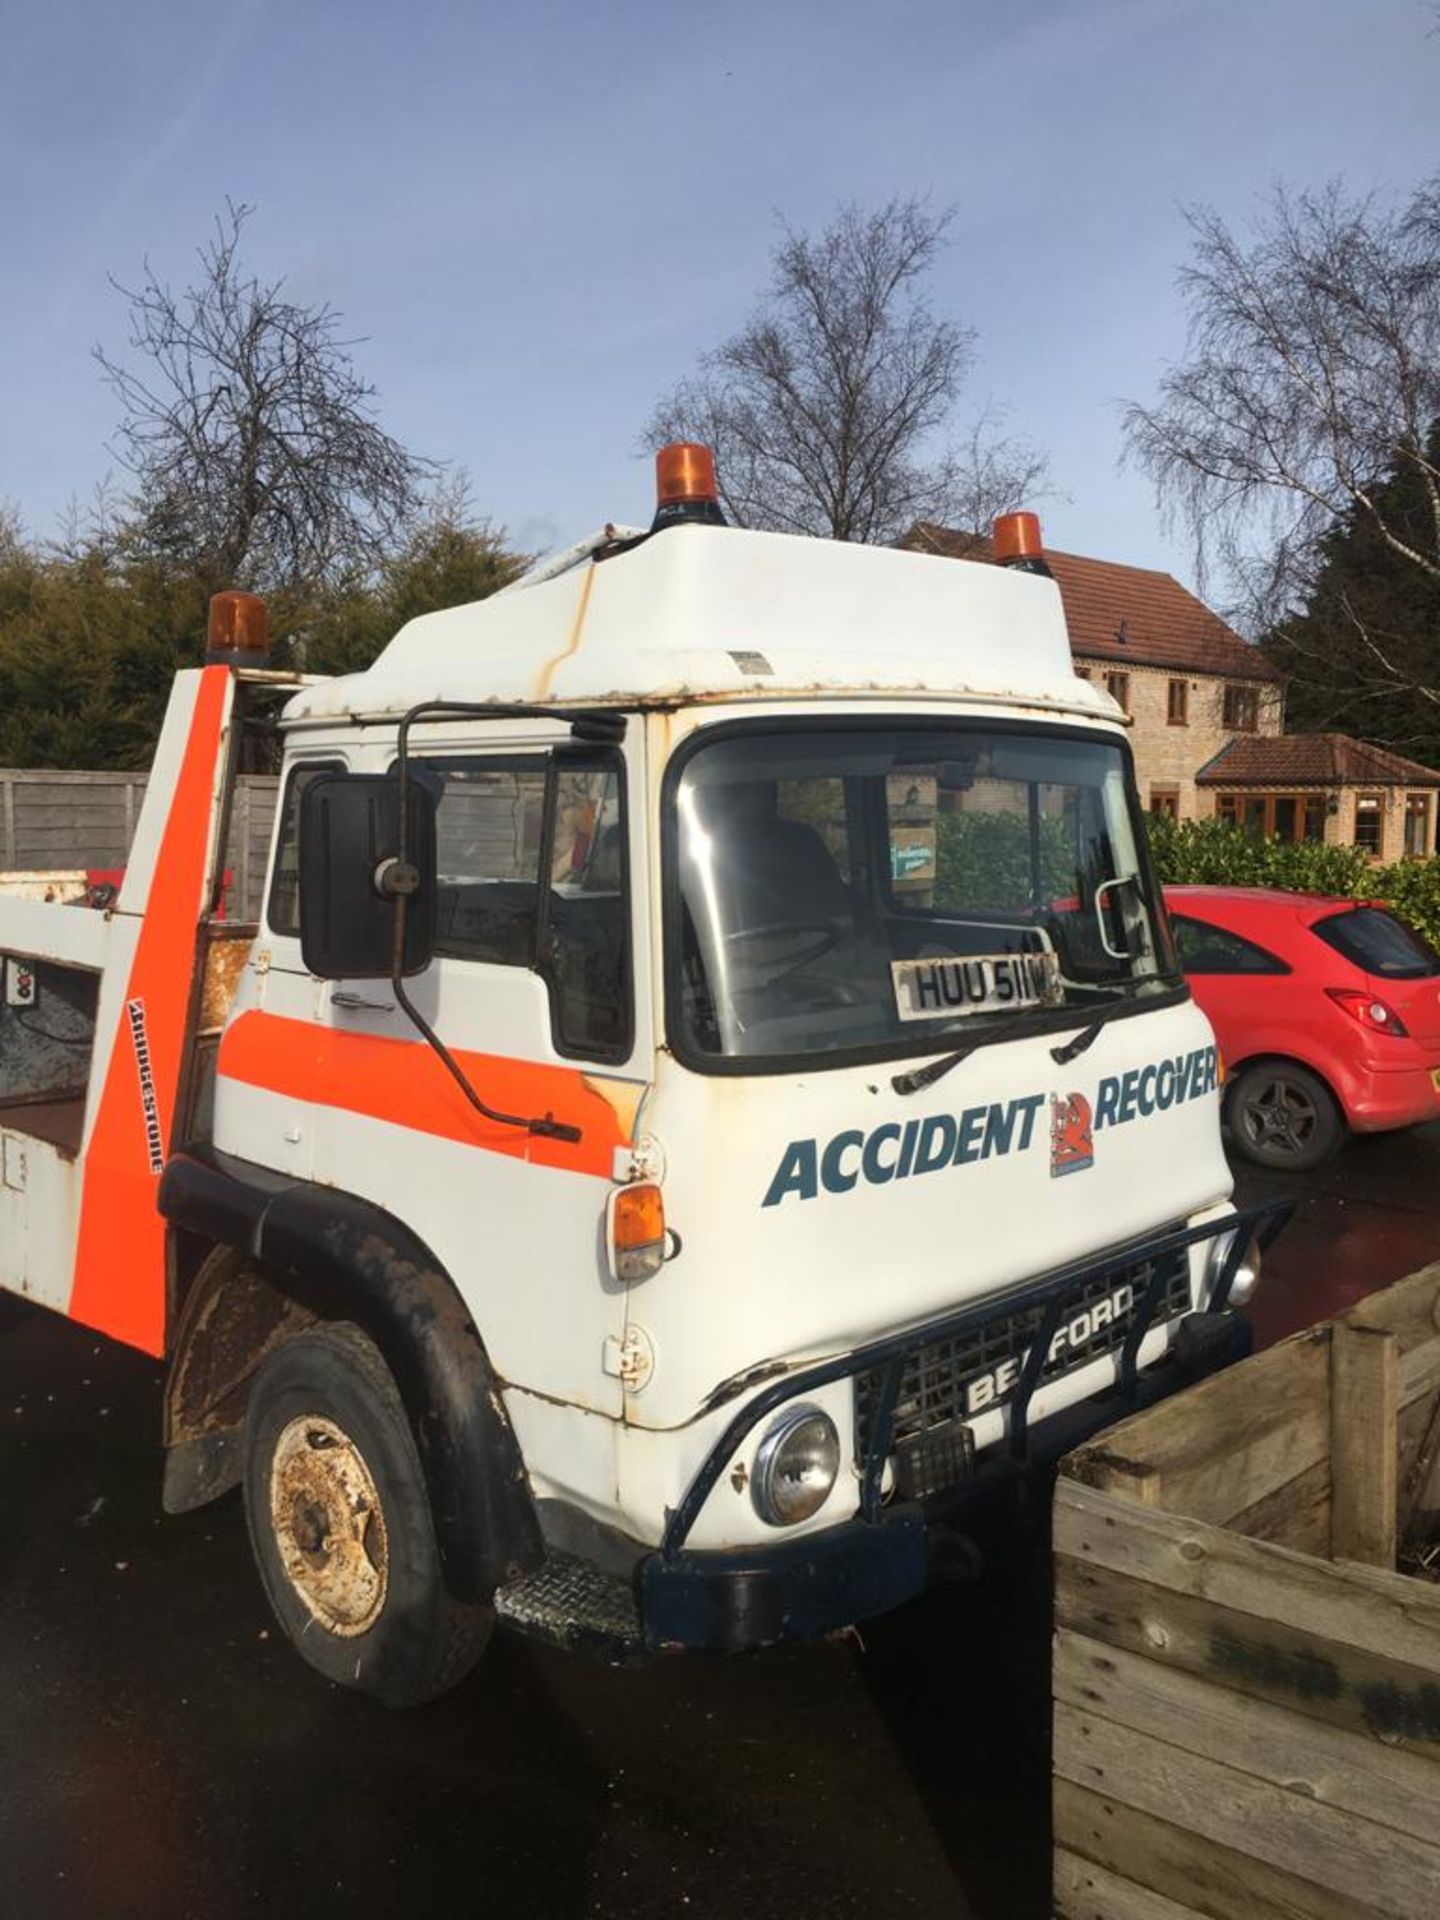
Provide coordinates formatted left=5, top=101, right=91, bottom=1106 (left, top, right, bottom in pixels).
left=581, top=1074, right=646, bottom=1143
left=199, top=926, right=256, bottom=1033
left=533, top=563, right=598, bottom=702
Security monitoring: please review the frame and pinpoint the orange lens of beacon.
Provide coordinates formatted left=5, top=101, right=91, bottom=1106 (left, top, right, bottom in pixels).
left=656, top=443, right=719, bottom=507
left=992, top=511, right=1044, bottom=563
left=206, top=591, right=270, bottom=662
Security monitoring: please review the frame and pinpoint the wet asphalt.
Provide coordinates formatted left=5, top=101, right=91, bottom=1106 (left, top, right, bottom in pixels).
left=2, top=1125, right=1438, bottom=1920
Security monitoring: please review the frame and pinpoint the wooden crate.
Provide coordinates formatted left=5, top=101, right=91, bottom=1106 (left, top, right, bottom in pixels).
left=1052, top=1263, right=1440, bottom=1920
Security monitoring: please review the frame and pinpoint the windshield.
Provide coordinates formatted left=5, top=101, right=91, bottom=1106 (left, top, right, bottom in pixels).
left=670, top=722, right=1179, bottom=1065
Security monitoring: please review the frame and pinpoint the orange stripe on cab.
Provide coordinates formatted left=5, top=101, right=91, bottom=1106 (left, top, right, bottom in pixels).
left=217, top=1009, right=632, bottom=1179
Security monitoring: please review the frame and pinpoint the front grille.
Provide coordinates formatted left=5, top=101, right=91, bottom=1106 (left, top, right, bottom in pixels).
left=855, top=1247, right=1192, bottom=1501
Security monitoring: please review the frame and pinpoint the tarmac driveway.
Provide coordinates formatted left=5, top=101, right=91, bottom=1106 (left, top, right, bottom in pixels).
left=2, top=1123, right=1437, bottom=1920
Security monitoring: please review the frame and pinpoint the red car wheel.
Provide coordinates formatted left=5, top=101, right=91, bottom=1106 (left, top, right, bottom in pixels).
left=1226, top=1060, right=1344, bottom=1171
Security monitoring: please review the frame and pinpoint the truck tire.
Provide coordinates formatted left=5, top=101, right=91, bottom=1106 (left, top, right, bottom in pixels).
left=1225, top=1060, right=1344, bottom=1172
left=242, top=1320, right=493, bottom=1706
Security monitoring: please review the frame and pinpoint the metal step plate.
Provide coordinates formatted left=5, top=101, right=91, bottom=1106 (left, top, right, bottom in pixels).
left=494, top=1551, right=646, bottom=1662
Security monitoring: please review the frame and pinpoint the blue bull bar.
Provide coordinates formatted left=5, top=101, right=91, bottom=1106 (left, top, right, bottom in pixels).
left=658, top=1196, right=1291, bottom=1564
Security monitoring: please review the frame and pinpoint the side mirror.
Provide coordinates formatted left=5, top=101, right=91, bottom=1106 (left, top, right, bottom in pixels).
left=298, top=773, right=437, bottom=979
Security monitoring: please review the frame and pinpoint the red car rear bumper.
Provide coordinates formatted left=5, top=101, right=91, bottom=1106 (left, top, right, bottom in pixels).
left=1340, top=1054, right=1440, bottom=1133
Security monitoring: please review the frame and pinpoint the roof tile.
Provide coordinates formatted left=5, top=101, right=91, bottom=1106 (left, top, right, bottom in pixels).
left=1196, top=733, right=1440, bottom=787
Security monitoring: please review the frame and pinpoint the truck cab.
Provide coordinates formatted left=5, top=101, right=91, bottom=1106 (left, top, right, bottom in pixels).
left=0, top=450, right=1284, bottom=1702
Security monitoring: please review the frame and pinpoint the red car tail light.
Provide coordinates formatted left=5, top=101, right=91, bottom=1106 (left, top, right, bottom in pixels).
left=1325, top=987, right=1409, bottom=1038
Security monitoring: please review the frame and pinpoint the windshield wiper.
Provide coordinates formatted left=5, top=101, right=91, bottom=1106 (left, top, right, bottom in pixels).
left=891, top=1012, right=1042, bottom=1096
left=1050, top=983, right=1178, bottom=1064
left=893, top=981, right=1179, bottom=1093
left=1050, top=1016, right=1106, bottom=1064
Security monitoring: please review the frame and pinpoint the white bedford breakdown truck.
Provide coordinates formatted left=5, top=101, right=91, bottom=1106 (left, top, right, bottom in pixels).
left=0, top=446, right=1285, bottom=1704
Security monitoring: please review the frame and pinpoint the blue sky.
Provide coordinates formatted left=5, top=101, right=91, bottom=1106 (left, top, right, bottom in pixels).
left=2, top=0, right=1435, bottom=588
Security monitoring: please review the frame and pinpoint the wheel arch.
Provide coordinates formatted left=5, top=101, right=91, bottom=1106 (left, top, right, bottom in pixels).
left=158, top=1149, right=543, bottom=1602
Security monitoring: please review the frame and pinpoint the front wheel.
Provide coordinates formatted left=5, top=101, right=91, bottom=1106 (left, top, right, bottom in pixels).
left=1225, top=1060, right=1344, bottom=1172
left=243, top=1321, right=492, bottom=1706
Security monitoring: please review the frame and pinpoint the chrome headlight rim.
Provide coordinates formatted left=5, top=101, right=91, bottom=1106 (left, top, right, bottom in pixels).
left=750, top=1402, right=841, bottom=1528
left=1207, top=1224, right=1262, bottom=1308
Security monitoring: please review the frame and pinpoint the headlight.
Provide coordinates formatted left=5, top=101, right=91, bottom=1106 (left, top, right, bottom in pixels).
left=751, top=1404, right=841, bottom=1527
left=1207, top=1228, right=1262, bottom=1308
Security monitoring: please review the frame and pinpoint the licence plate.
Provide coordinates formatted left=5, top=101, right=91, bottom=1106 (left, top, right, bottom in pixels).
left=891, top=950, right=1062, bottom=1023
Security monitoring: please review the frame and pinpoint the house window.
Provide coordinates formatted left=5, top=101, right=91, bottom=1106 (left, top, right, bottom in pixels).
left=1405, top=793, right=1432, bottom=858
left=1105, top=671, right=1130, bottom=712
left=1074, top=666, right=1091, bottom=681
left=1166, top=679, right=1189, bottom=726
left=1222, top=685, right=1259, bottom=732
left=1149, top=786, right=1180, bottom=819
left=1354, top=794, right=1383, bottom=856
left=1214, top=792, right=1326, bottom=842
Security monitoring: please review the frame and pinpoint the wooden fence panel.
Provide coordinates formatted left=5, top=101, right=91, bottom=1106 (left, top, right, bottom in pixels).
left=1, top=772, right=146, bottom=869
left=223, top=777, right=279, bottom=921
left=0, top=768, right=278, bottom=920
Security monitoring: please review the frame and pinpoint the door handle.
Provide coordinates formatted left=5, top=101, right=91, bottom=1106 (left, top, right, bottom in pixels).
left=331, top=992, right=395, bottom=1013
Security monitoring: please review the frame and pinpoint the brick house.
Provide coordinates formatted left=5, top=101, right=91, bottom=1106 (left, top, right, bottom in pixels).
left=907, top=527, right=1284, bottom=820
left=1197, top=734, right=1440, bottom=864
left=906, top=526, right=1438, bottom=858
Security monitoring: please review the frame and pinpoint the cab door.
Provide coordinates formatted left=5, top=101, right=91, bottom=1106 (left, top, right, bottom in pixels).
left=306, top=723, right=652, bottom=1421
left=213, top=753, right=349, bottom=1181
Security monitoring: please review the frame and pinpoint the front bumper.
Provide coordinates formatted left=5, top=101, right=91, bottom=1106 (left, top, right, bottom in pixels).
left=637, top=1200, right=1287, bottom=1653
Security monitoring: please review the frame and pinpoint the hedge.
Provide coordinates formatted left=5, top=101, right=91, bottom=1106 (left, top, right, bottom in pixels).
left=1146, top=815, right=1440, bottom=952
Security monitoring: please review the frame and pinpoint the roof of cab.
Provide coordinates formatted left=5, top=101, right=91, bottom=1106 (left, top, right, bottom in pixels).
left=285, top=523, right=1114, bottom=726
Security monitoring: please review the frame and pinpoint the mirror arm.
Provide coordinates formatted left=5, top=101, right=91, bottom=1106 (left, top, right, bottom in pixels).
left=385, top=702, right=584, bottom=1146
left=1093, top=875, right=1137, bottom=963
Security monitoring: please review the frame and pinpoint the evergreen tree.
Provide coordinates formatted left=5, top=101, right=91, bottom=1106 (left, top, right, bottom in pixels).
left=1264, top=421, right=1440, bottom=765
left=0, top=490, right=522, bottom=770
left=302, top=481, right=522, bottom=677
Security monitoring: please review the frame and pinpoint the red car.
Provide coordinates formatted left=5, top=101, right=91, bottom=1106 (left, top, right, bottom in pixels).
left=1165, top=886, right=1440, bottom=1169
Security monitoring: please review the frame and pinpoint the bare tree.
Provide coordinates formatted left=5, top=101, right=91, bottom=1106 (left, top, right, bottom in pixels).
left=96, top=202, right=434, bottom=595
left=0, top=501, right=27, bottom=569
left=945, top=405, right=1053, bottom=537
left=646, top=197, right=1048, bottom=543
left=1123, top=177, right=1440, bottom=709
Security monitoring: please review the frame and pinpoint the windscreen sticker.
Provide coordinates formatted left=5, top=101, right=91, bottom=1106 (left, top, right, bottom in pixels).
left=761, top=1044, right=1218, bottom=1206
left=890, top=951, right=1061, bottom=1023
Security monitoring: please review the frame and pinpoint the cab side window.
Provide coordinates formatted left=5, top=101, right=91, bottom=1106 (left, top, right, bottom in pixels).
left=423, top=753, right=631, bottom=1060
left=267, top=760, right=343, bottom=935
left=546, top=763, right=629, bottom=1056
left=431, top=759, right=549, bottom=965
left=1172, top=915, right=1289, bottom=976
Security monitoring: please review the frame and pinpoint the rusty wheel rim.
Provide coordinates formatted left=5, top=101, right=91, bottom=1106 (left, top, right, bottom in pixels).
left=269, top=1414, right=389, bottom=1637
